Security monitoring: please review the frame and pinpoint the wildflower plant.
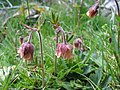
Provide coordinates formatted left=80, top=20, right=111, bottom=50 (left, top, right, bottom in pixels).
left=1, top=0, right=120, bottom=89
left=50, top=12, right=74, bottom=75
left=17, top=12, right=45, bottom=88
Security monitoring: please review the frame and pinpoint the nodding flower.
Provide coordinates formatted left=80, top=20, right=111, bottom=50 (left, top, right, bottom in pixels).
left=86, top=1, right=99, bottom=18
left=55, top=43, right=73, bottom=59
left=18, top=42, right=34, bottom=60
left=74, top=37, right=83, bottom=49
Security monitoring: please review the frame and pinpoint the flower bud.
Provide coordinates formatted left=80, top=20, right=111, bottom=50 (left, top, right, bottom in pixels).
left=18, top=42, right=34, bottom=60
left=74, top=37, right=83, bottom=49
left=86, top=2, right=99, bottom=18
left=20, top=36, right=24, bottom=44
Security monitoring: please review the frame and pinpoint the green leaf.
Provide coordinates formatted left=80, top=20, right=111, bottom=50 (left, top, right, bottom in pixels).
left=52, top=12, right=55, bottom=23
left=67, top=35, right=74, bottom=42
left=90, top=69, right=102, bottom=85
left=83, top=65, right=93, bottom=75
left=62, top=82, right=73, bottom=90
left=55, top=15, right=59, bottom=23
left=101, top=75, right=112, bottom=88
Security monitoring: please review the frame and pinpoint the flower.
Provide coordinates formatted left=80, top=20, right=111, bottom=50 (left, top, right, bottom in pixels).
left=55, top=43, right=73, bottom=59
left=74, top=37, right=86, bottom=51
left=74, top=37, right=83, bottom=49
left=18, top=42, right=34, bottom=60
left=86, top=2, right=99, bottom=18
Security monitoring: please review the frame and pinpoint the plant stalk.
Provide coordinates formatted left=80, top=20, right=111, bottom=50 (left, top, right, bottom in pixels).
left=54, top=31, right=58, bottom=76
left=56, top=26, right=66, bottom=44
left=37, top=31, right=45, bottom=88
left=59, top=26, right=66, bottom=44
left=27, top=31, right=33, bottom=43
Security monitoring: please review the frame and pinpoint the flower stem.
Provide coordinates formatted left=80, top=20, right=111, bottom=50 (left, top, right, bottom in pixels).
left=61, top=29, right=66, bottom=44
left=54, top=32, right=59, bottom=76
left=27, top=31, right=33, bottom=43
left=37, top=31, right=45, bottom=88
left=59, top=26, right=66, bottom=44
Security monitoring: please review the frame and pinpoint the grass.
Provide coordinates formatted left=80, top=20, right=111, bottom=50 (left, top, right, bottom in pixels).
left=0, top=0, right=120, bottom=90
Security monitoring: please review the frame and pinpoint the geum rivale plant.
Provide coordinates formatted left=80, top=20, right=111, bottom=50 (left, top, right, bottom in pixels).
left=17, top=22, right=45, bottom=88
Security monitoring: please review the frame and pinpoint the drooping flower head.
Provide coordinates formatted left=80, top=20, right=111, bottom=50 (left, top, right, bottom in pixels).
left=55, top=43, right=73, bottom=59
left=86, top=1, right=99, bottom=18
left=18, top=42, right=34, bottom=60
left=74, top=37, right=83, bottom=49
left=74, top=37, right=86, bottom=51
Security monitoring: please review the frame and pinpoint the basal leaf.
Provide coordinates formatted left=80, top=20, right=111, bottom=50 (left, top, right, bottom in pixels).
left=101, top=75, right=112, bottom=88
left=90, top=69, right=102, bottom=85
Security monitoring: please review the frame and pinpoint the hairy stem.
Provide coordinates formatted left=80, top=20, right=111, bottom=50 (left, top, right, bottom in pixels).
left=61, top=30, right=66, bottom=44
left=22, top=24, right=36, bottom=43
left=37, top=31, right=45, bottom=88
left=27, top=31, right=33, bottom=43
left=22, top=23, right=37, bottom=31
left=54, top=32, right=59, bottom=76
left=58, top=26, right=66, bottom=44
